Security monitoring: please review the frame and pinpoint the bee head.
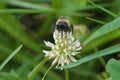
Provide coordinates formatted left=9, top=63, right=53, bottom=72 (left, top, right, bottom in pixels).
left=53, top=16, right=73, bottom=32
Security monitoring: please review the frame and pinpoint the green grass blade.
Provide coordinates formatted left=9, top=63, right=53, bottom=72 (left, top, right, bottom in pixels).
left=0, top=44, right=23, bottom=71
left=28, top=57, right=48, bottom=80
left=83, top=17, right=120, bottom=45
left=59, top=44, right=120, bottom=69
left=0, top=9, right=55, bottom=14
left=0, top=0, right=55, bottom=12
left=86, top=17, right=105, bottom=25
left=88, top=0, right=118, bottom=18
left=82, top=29, right=120, bottom=54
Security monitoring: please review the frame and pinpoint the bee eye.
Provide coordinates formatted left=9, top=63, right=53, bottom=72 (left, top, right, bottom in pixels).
left=58, top=22, right=67, bottom=27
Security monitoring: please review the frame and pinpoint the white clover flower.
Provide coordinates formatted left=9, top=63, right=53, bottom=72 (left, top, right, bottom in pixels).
left=43, top=17, right=82, bottom=68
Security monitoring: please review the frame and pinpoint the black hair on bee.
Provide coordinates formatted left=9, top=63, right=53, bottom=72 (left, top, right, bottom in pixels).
left=53, top=16, right=73, bottom=33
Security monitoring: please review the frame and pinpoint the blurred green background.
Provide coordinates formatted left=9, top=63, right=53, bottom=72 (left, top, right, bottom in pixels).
left=0, top=0, right=120, bottom=80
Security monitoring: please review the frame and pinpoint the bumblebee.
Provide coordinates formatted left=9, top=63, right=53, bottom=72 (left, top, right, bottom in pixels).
left=53, top=16, right=73, bottom=32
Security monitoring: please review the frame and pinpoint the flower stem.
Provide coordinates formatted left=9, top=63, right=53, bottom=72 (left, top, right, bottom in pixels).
left=65, top=69, right=69, bottom=80
left=42, top=64, right=54, bottom=80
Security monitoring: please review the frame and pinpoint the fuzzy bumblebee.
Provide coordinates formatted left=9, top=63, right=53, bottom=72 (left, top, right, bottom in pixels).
left=53, top=16, right=73, bottom=32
